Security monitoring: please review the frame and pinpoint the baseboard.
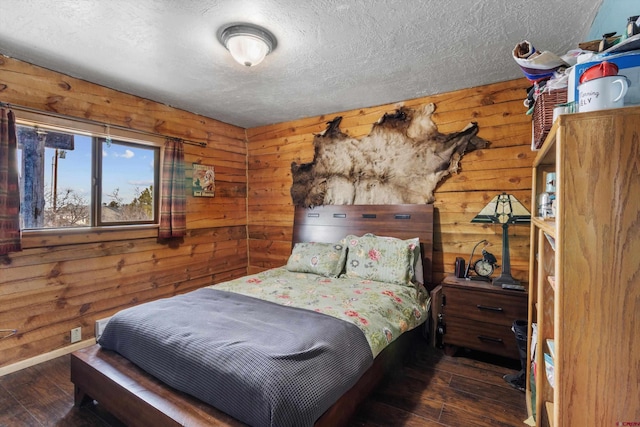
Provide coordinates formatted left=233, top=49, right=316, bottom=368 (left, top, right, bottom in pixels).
left=0, top=338, right=96, bottom=376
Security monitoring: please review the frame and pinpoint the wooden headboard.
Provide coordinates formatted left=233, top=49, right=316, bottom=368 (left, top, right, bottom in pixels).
left=292, top=204, right=434, bottom=289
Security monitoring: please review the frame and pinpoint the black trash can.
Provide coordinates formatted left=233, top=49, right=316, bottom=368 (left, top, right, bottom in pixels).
left=503, top=319, right=527, bottom=392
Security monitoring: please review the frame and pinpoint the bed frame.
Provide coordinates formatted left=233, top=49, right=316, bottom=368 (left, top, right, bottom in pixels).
left=71, top=204, right=434, bottom=426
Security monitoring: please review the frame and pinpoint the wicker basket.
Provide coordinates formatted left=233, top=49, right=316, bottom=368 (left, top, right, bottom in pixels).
left=532, top=89, right=567, bottom=149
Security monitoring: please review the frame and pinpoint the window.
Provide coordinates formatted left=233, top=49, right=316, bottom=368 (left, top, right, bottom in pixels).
left=97, top=138, right=159, bottom=225
left=15, top=118, right=160, bottom=230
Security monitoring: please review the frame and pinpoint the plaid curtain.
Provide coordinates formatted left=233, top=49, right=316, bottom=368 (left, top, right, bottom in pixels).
left=158, top=137, right=186, bottom=238
left=0, top=108, right=22, bottom=255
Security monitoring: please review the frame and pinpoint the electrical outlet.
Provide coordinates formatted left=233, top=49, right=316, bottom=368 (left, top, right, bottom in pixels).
left=70, top=327, right=82, bottom=343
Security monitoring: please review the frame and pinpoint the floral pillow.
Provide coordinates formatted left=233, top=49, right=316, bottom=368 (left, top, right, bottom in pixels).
left=342, top=234, right=418, bottom=285
left=285, top=242, right=347, bottom=278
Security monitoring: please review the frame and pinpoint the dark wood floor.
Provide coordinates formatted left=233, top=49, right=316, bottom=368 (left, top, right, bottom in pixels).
left=0, top=340, right=527, bottom=426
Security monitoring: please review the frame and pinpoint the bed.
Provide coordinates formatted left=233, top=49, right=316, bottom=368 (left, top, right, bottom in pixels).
left=71, top=204, right=434, bottom=427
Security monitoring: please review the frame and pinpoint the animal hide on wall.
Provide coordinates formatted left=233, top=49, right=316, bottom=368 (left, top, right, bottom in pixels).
left=291, top=103, right=489, bottom=207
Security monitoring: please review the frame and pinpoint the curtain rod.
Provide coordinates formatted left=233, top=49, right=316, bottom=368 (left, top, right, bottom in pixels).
left=0, top=101, right=207, bottom=147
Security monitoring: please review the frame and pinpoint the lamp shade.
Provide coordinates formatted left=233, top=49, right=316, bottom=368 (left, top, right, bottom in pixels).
left=218, top=24, right=277, bottom=67
left=471, top=193, right=530, bottom=225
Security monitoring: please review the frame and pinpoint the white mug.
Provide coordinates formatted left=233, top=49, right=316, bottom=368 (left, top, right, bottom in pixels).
left=552, top=105, right=571, bottom=122
left=578, top=75, right=629, bottom=112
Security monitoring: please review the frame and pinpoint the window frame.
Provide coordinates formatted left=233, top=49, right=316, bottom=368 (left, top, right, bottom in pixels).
left=14, top=111, right=164, bottom=244
left=94, top=137, right=160, bottom=226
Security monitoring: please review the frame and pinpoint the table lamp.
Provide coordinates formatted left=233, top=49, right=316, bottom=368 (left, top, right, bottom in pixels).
left=471, top=193, right=531, bottom=287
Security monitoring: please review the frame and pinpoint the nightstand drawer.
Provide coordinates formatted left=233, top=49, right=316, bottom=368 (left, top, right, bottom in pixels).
left=445, top=317, right=518, bottom=359
left=444, top=286, right=527, bottom=326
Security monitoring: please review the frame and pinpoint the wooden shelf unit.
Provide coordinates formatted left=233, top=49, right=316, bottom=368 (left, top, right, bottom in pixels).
left=526, top=107, right=640, bottom=426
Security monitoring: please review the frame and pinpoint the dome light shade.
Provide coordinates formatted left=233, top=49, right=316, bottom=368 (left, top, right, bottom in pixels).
left=218, top=24, right=277, bottom=67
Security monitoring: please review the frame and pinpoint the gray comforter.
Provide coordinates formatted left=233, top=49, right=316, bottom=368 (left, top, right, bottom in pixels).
left=98, top=288, right=373, bottom=427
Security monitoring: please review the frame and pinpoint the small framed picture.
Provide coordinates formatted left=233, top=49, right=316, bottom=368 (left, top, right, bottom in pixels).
left=192, top=163, right=215, bottom=197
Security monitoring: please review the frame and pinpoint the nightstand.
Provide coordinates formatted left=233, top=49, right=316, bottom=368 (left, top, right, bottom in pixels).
left=440, top=275, right=528, bottom=359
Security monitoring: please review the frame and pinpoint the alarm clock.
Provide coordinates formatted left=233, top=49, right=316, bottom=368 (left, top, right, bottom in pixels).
left=472, top=249, right=498, bottom=279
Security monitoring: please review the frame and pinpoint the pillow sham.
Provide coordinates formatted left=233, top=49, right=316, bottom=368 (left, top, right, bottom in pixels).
left=285, top=242, right=347, bottom=278
left=342, top=233, right=418, bottom=285
left=411, top=241, right=424, bottom=284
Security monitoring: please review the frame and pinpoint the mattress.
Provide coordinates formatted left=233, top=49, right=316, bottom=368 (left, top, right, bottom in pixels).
left=98, top=268, right=429, bottom=426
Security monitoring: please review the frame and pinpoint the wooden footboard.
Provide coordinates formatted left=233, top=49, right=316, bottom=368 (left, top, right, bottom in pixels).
left=71, top=327, right=420, bottom=427
left=71, top=344, right=242, bottom=426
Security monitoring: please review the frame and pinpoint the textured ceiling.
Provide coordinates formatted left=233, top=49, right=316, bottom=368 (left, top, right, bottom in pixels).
left=0, top=0, right=602, bottom=128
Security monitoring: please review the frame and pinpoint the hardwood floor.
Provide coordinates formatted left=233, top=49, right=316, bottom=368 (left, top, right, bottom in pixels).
left=350, top=342, right=528, bottom=427
left=0, top=340, right=527, bottom=426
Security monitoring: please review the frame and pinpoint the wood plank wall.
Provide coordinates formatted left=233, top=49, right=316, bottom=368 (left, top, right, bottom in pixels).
left=0, top=54, right=536, bottom=369
left=246, top=78, right=536, bottom=286
left=0, top=56, right=248, bottom=368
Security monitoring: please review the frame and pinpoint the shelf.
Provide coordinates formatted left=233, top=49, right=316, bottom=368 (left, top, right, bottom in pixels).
left=526, top=389, right=533, bottom=419
left=547, top=276, right=556, bottom=291
left=543, top=233, right=556, bottom=252
left=532, top=217, right=556, bottom=237
left=546, top=339, right=555, bottom=359
left=545, top=401, right=555, bottom=427
left=534, top=120, right=558, bottom=165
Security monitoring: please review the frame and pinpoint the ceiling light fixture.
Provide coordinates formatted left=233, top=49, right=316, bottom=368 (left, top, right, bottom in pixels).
left=217, top=23, right=277, bottom=67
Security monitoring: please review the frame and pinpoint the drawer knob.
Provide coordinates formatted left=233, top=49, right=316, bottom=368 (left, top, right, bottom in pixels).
left=476, top=304, right=504, bottom=312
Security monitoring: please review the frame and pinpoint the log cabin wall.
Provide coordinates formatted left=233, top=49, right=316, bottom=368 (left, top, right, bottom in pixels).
left=0, top=53, right=535, bottom=370
left=0, top=56, right=248, bottom=369
left=246, top=78, right=535, bottom=286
